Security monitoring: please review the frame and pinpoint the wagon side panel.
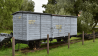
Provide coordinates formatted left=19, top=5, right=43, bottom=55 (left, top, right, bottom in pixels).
left=27, top=14, right=40, bottom=40
left=13, top=13, right=27, bottom=40
left=52, top=16, right=59, bottom=38
left=70, top=17, right=77, bottom=35
left=58, top=17, right=65, bottom=37
left=64, top=17, right=71, bottom=36
left=41, top=15, right=52, bottom=39
left=22, top=14, right=27, bottom=40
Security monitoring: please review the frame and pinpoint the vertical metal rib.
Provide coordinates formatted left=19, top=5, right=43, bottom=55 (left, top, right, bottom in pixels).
left=51, top=15, right=52, bottom=38
left=40, top=14, right=41, bottom=39
left=22, top=11, right=23, bottom=39
left=70, top=17, right=71, bottom=34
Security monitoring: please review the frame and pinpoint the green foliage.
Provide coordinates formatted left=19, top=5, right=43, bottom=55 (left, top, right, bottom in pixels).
left=78, top=11, right=93, bottom=32
left=20, top=0, right=35, bottom=11
left=81, top=1, right=98, bottom=29
left=43, top=0, right=98, bottom=32
left=42, top=0, right=71, bottom=15
left=0, top=0, right=35, bottom=30
left=48, top=0, right=57, bottom=4
left=0, top=30, right=13, bottom=34
left=42, top=4, right=55, bottom=14
left=0, top=0, right=23, bottom=30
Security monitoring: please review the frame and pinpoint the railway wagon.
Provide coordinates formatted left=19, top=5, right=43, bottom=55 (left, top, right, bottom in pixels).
left=12, top=11, right=77, bottom=48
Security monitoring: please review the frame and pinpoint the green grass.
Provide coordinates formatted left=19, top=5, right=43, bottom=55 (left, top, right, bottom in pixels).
left=0, top=38, right=98, bottom=56
left=15, top=44, right=28, bottom=50
left=0, top=30, right=13, bottom=34
left=77, top=33, right=82, bottom=35
left=70, top=37, right=80, bottom=40
left=13, top=38, right=98, bottom=56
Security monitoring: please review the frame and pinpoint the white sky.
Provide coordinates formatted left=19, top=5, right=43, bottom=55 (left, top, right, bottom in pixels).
left=32, top=0, right=48, bottom=13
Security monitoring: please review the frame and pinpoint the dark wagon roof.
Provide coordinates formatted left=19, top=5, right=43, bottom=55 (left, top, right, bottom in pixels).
left=12, top=11, right=77, bottom=18
left=52, top=14, right=77, bottom=18
left=12, top=11, right=51, bottom=15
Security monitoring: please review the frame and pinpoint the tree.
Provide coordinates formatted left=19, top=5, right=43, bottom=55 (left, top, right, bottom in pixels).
left=42, top=0, right=98, bottom=32
left=0, top=0, right=23, bottom=30
left=20, top=0, right=35, bottom=11
left=0, top=0, right=35, bottom=30
left=80, top=1, right=98, bottom=29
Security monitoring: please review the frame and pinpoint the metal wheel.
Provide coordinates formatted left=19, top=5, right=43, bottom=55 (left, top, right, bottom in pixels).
left=35, top=41, right=41, bottom=49
left=28, top=41, right=34, bottom=49
left=62, top=38, right=68, bottom=42
left=57, top=39, right=61, bottom=42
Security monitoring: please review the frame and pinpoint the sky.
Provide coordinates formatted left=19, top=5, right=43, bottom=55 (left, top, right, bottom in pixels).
left=32, top=0, right=48, bottom=13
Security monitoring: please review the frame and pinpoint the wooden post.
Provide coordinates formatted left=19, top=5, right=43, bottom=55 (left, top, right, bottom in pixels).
left=82, top=31, right=84, bottom=45
left=47, top=34, right=49, bottom=54
left=12, top=37, right=15, bottom=56
left=68, top=33, right=70, bottom=49
left=93, top=31, right=95, bottom=42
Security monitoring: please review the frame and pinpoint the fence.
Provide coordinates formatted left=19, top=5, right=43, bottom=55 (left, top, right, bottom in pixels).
left=12, top=31, right=96, bottom=55
left=46, top=31, right=96, bottom=54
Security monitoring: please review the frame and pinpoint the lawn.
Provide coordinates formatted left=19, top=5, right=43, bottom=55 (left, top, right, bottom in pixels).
left=0, top=37, right=98, bottom=56
left=17, top=38, right=98, bottom=56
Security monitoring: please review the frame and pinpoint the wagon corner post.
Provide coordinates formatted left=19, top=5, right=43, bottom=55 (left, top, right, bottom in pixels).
left=47, top=34, right=49, bottom=54
left=12, top=37, right=15, bottom=56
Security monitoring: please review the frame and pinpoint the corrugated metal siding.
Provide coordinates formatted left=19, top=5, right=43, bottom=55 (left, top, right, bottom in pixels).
left=52, top=16, right=59, bottom=37
left=58, top=17, right=65, bottom=37
left=70, top=17, right=77, bottom=35
left=64, top=17, right=71, bottom=36
left=22, top=14, right=27, bottom=40
left=13, top=13, right=27, bottom=40
left=27, top=14, right=40, bottom=40
left=41, top=15, right=52, bottom=39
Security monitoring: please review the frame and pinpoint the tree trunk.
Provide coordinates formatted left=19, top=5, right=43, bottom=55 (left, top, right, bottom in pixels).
left=92, top=21, right=97, bottom=29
